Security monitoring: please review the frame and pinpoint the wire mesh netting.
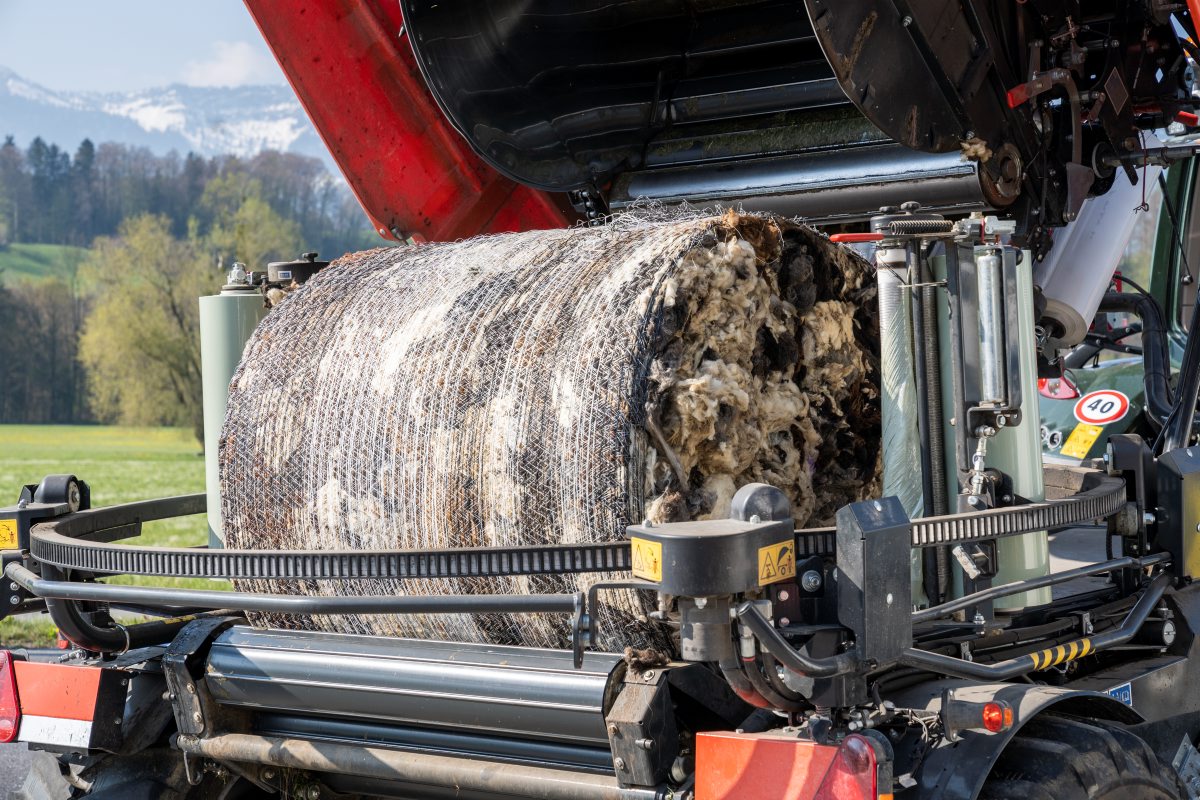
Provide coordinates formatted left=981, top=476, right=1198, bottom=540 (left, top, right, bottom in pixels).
left=220, top=210, right=881, bottom=652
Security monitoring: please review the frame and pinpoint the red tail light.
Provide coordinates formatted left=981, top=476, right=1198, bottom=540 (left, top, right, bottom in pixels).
left=982, top=702, right=1014, bottom=733
left=814, top=735, right=878, bottom=800
left=0, top=651, right=20, bottom=743
left=1038, top=376, right=1080, bottom=400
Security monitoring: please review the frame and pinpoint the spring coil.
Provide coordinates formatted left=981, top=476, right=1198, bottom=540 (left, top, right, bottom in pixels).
left=886, top=219, right=955, bottom=235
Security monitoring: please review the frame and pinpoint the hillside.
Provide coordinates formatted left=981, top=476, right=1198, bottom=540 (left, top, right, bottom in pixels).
left=0, top=243, right=86, bottom=285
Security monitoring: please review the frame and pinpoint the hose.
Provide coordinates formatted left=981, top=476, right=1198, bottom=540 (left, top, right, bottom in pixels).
left=40, top=564, right=215, bottom=653
left=735, top=602, right=859, bottom=678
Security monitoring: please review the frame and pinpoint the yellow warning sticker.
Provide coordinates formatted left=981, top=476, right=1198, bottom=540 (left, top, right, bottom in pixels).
left=0, top=518, right=17, bottom=549
left=1061, top=423, right=1104, bottom=459
left=630, top=537, right=663, bottom=582
left=757, top=541, right=796, bottom=585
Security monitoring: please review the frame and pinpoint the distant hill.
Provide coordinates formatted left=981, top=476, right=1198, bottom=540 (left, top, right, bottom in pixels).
left=0, top=66, right=335, bottom=172
left=0, top=244, right=86, bottom=286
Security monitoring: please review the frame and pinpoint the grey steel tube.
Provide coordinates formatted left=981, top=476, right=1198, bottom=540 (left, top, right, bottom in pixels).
left=912, top=552, right=1172, bottom=623
left=876, top=250, right=927, bottom=604
left=976, top=248, right=1007, bottom=405
left=901, top=573, right=1170, bottom=679
left=206, top=627, right=623, bottom=745
left=6, top=563, right=579, bottom=616
left=176, top=733, right=658, bottom=800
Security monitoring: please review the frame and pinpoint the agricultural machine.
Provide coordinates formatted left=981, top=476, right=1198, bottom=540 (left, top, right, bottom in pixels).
left=7, top=1, right=1200, bottom=799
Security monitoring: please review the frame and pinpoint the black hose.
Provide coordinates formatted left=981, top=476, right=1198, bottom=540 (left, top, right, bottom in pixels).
left=40, top=564, right=208, bottom=653
left=1088, top=292, right=1174, bottom=427
left=735, top=602, right=859, bottom=678
left=760, top=650, right=807, bottom=703
left=714, top=634, right=772, bottom=709
left=1161, top=282, right=1200, bottom=451
left=900, top=573, right=1170, bottom=679
left=739, top=656, right=807, bottom=712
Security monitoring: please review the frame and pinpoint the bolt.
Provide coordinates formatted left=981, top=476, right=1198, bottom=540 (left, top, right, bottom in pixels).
left=873, top=500, right=883, bottom=511
left=305, top=787, right=320, bottom=800
left=967, top=495, right=980, bottom=507
left=801, top=570, right=822, bottom=592
left=642, top=518, right=654, bottom=528
left=186, top=684, right=195, bottom=694
left=643, top=670, right=656, bottom=681
left=779, top=617, right=791, bottom=626
left=749, top=514, right=762, bottom=524
left=114, top=717, right=122, bottom=725
left=778, top=590, right=790, bottom=602
left=8, top=583, right=16, bottom=592
left=1144, top=511, right=1157, bottom=525
left=973, top=612, right=986, bottom=625
left=615, top=758, right=627, bottom=771
left=637, top=738, right=654, bottom=750
left=8, top=595, right=18, bottom=606
left=261, top=770, right=276, bottom=781
left=902, top=14, right=912, bottom=25
left=192, top=712, right=203, bottom=724
left=886, top=592, right=894, bottom=605
left=694, top=597, right=708, bottom=609
left=607, top=723, right=619, bottom=736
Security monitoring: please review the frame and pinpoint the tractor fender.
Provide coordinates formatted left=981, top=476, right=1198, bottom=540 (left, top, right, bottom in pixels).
left=892, top=679, right=1142, bottom=800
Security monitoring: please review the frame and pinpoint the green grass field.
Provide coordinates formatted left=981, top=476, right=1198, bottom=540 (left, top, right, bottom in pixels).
left=0, top=243, right=87, bottom=285
left=0, top=424, right=220, bottom=647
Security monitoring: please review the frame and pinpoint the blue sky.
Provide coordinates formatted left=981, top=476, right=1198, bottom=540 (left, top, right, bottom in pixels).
left=0, top=1, right=287, bottom=91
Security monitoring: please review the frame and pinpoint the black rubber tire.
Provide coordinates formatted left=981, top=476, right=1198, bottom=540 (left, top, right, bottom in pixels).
left=979, top=713, right=1184, bottom=800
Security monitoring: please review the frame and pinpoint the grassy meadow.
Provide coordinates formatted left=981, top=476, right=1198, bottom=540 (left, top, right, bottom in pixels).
left=0, top=424, right=219, bottom=646
left=0, top=243, right=87, bottom=285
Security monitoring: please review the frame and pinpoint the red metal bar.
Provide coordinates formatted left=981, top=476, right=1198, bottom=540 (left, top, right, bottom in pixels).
left=242, top=0, right=571, bottom=242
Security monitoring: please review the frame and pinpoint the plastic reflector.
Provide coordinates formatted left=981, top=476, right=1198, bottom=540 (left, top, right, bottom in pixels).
left=814, top=734, right=877, bottom=800
left=982, top=701, right=1014, bottom=733
left=0, top=651, right=19, bottom=743
left=1038, top=376, right=1079, bottom=400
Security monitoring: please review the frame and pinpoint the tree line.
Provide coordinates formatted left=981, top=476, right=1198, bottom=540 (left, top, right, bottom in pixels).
left=0, top=135, right=379, bottom=435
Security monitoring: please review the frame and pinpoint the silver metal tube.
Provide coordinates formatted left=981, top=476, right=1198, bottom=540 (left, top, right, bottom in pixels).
left=206, top=627, right=623, bottom=745
left=877, top=250, right=927, bottom=604
left=176, top=733, right=657, bottom=800
left=976, top=249, right=1007, bottom=405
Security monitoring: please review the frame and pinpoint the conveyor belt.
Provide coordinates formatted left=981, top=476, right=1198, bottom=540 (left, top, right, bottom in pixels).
left=27, top=470, right=1125, bottom=579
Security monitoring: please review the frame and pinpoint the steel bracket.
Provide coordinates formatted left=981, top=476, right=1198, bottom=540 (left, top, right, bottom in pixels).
left=163, top=616, right=243, bottom=737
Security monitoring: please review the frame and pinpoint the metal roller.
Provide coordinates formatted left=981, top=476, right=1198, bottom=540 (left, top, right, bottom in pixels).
left=205, top=627, right=625, bottom=748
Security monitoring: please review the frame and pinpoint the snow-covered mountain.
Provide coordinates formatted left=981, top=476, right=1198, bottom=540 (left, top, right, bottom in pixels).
left=0, top=66, right=334, bottom=169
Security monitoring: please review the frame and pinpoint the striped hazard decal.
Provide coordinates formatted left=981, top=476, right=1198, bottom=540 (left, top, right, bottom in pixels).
left=1030, top=638, right=1093, bottom=671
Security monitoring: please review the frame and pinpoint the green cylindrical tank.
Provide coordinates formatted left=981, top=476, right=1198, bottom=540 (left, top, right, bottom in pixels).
left=985, top=252, right=1051, bottom=610
left=933, top=250, right=1050, bottom=610
left=200, top=284, right=267, bottom=547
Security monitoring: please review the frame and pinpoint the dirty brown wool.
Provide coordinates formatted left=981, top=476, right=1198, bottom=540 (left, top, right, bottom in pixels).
left=220, top=211, right=880, bottom=652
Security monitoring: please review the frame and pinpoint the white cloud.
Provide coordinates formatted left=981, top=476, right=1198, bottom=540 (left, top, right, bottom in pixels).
left=180, top=40, right=278, bottom=88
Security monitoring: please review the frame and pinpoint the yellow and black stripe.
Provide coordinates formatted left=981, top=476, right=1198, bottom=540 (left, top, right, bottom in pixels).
left=1029, top=638, right=1093, bottom=671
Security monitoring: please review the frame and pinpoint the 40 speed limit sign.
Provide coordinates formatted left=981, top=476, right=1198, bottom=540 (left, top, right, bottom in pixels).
left=1073, top=390, right=1130, bottom=425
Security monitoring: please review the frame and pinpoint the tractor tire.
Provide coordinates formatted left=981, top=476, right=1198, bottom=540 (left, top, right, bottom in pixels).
left=979, top=713, right=1183, bottom=800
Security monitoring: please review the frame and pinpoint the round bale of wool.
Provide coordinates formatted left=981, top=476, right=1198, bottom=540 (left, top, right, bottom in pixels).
left=220, top=211, right=880, bottom=652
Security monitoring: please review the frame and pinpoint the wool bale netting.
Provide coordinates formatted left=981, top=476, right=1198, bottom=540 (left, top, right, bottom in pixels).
left=220, top=210, right=881, bottom=652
